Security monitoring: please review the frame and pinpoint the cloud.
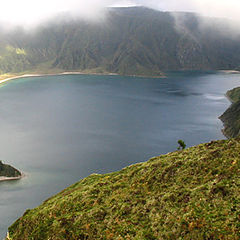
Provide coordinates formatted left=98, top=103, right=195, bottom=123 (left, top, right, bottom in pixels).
left=1, top=0, right=240, bottom=27
left=0, top=0, right=146, bottom=27
left=0, top=0, right=110, bottom=26
left=151, top=0, right=240, bottom=22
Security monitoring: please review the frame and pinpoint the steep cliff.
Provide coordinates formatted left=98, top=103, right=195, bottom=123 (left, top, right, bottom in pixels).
left=220, top=87, right=240, bottom=138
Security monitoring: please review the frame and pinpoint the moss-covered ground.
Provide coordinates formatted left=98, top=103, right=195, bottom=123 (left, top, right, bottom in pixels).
left=8, top=138, right=240, bottom=239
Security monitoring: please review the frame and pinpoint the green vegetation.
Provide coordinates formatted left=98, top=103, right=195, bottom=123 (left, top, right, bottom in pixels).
left=177, top=139, right=186, bottom=150
left=226, top=87, right=240, bottom=103
left=0, top=161, right=21, bottom=178
left=3, top=7, right=240, bottom=239
left=220, top=87, right=240, bottom=138
left=8, top=138, right=240, bottom=239
left=0, top=7, right=240, bottom=77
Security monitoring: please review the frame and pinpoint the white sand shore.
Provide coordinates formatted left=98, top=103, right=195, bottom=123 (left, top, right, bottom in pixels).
left=0, top=172, right=25, bottom=182
left=0, top=71, right=165, bottom=85
left=0, top=71, right=122, bottom=85
left=0, top=176, right=22, bottom=182
left=0, top=72, right=87, bottom=85
left=219, top=70, right=240, bottom=74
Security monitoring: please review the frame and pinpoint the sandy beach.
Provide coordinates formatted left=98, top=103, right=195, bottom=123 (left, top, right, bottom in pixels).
left=219, top=70, right=240, bottom=74
left=0, top=72, right=86, bottom=85
left=0, top=175, right=22, bottom=182
left=0, top=70, right=166, bottom=85
left=0, top=71, right=120, bottom=86
left=0, top=171, right=25, bottom=182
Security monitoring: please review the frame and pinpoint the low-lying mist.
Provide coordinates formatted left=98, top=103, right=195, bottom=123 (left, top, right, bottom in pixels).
left=1, top=0, right=240, bottom=28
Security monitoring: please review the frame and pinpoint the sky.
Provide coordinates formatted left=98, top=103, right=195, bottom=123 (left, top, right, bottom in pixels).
left=1, top=0, right=240, bottom=26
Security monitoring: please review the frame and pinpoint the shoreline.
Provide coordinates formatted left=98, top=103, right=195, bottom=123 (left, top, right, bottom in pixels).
left=0, top=71, right=122, bottom=85
left=1, top=69, right=239, bottom=85
left=0, top=176, right=22, bottom=182
left=0, top=172, right=25, bottom=182
left=219, top=70, right=240, bottom=74
left=0, top=72, right=88, bottom=85
left=0, top=71, right=166, bottom=85
left=0, top=69, right=238, bottom=87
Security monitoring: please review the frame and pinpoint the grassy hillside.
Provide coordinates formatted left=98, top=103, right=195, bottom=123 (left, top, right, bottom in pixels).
left=0, top=161, right=21, bottom=178
left=226, top=87, right=240, bottom=103
left=1, top=7, right=240, bottom=77
left=8, top=138, right=240, bottom=240
left=220, top=87, right=240, bottom=138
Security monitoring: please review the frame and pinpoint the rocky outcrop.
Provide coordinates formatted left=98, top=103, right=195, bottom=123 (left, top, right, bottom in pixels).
left=220, top=87, right=240, bottom=138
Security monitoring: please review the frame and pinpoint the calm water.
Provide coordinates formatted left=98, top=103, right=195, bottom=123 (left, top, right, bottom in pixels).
left=0, top=72, right=240, bottom=237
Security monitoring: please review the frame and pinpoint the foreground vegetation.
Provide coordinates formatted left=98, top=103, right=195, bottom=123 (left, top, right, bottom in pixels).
left=8, top=138, right=240, bottom=239
left=220, top=87, right=240, bottom=138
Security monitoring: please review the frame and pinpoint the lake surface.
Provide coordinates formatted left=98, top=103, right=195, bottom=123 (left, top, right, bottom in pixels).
left=0, top=72, right=240, bottom=237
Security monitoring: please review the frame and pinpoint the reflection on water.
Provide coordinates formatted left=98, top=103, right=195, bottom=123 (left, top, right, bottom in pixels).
left=0, top=72, right=240, bottom=237
left=203, top=94, right=226, bottom=101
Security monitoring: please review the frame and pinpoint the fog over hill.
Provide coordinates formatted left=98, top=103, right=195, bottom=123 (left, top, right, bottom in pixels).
left=1, top=7, right=240, bottom=76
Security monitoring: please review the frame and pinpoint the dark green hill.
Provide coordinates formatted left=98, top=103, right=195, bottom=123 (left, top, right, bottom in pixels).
left=0, top=161, right=21, bottom=178
left=220, top=87, right=240, bottom=138
left=1, top=7, right=240, bottom=76
left=8, top=138, right=240, bottom=239
left=225, top=87, right=240, bottom=103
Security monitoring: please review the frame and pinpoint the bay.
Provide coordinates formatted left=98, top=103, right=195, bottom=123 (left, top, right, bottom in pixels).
left=0, top=72, right=240, bottom=238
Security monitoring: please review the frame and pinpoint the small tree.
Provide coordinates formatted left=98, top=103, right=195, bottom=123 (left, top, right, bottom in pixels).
left=178, top=140, right=186, bottom=150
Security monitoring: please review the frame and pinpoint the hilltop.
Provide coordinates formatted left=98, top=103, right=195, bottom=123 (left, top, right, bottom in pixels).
left=8, top=138, right=240, bottom=239
left=220, top=87, right=240, bottom=138
left=1, top=7, right=240, bottom=77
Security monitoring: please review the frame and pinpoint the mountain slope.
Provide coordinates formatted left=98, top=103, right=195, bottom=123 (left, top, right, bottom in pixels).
left=8, top=138, right=240, bottom=240
left=1, top=7, right=240, bottom=76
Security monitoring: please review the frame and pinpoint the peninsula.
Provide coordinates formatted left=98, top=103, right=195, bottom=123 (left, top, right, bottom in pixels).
left=0, top=161, right=22, bottom=182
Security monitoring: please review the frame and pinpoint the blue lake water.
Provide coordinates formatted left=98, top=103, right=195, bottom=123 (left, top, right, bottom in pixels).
left=0, top=72, right=240, bottom=237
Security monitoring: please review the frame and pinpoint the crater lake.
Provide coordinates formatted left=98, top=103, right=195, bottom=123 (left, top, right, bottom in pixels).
left=0, top=72, right=240, bottom=238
